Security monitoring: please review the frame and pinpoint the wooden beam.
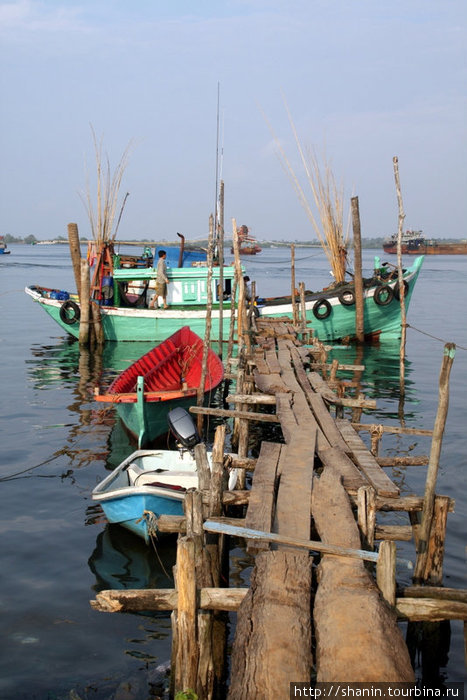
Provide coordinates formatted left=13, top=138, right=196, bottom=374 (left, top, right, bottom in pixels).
left=90, top=587, right=249, bottom=613
left=189, top=405, right=279, bottom=423
left=203, top=521, right=379, bottom=563
left=396, top=598, right=467, bottom=622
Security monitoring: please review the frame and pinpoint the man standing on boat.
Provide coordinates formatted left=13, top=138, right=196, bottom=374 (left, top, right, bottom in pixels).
left=150, top=250, right=169, bottom=309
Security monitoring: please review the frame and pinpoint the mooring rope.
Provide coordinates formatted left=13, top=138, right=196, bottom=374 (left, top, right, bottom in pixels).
left=406, top=323, right=467, bottom=352
left=142, top=510, right=173, bottom=581
left=237, top=251, right=323, bottom=264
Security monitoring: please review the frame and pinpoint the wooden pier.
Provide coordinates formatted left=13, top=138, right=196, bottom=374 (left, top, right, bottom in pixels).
left=90, top=315, right=465, bottom=698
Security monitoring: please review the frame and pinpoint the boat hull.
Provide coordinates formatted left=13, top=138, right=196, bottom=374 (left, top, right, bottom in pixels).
left=116, top=392, right=202, bottom=447
left=92, top=450, right=199, bottom=543
left=25, top=255, right=424, bottom=344
left=92, top=448, right=237, bottom=543
left=383, top=242, right=467, bottom=255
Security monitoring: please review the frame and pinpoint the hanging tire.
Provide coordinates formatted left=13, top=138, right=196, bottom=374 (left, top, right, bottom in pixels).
left=373, top=285, right=394, bottom=306
left=59, top=299, right=81, bottom=325
left=313, top=297, right=332, bottom=319
left=393, top=280, right=409, bottom=300
left=337, top=287, right=356, bottom=306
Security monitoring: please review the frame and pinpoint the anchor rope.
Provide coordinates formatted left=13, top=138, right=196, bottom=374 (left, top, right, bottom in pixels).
left=406, top=324, right=467, bottom=352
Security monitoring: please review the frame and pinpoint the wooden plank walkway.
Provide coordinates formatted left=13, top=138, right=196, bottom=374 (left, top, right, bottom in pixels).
left=89, top=316, right=463, bottom=698
left=228, top=318, right=415, bottom=695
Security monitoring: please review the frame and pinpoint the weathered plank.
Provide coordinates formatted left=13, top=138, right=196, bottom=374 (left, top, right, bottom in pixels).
left=319, top=446, right=369, bottom=492
left=336, top=418, right=400, bottom=498
left=227, top=550, right=312, bottom=699
left=275, top=392, right=300, bottom=442
left=289, top=345, right=350, bottom=453
left=273, top=435, right=315, bottom=542
left=264, top=348, right=282, bottom=374
left=244, top=441, right=282, bottom=553
left=308, top=391, right=351, bottom=452
left=311, top=463, right=415, bottom=681
left=252, top=369, right=289, bottom=395
left=308, top=370, right=377, bottom=408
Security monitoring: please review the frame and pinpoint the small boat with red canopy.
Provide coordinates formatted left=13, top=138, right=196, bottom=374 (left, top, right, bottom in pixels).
left=95, top=326, right=224, bottom=447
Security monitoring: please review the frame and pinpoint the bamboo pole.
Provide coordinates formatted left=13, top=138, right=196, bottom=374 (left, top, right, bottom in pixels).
left=79, top=259, right=91, bottom=346
left=217, top=180, right=225, bottom=357
left=350, top=197, right=364, bottom=343
left=291, top=244, right=298, bottom=324
left=413, top=343, right=456, bottom=582
left=393, top=156, right=407, bottom=400
left=197, top=213, right=215, bottom=434
left=67, top=223, right=82, bottom=298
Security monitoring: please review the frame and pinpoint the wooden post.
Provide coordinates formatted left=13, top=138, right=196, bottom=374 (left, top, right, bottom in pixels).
left=209, top=425, right=227, bottom=518
left=291, top=244, right=298, bottom=325
left=351, top=197, right=364, bottom=343
left=67, top=223, right=82, bottom=298
left=370, top=424, right=384, bottom=457
left=197, top=213, right=215, bottom=434
left=422, top=494, right=450, bottom=585
left=232, top=218, right=245, bottom=350
left=357, top=485, right=376, bottom=549
left=91, top=302, right=105, bottom=345
left=79, top=259, right=91, bottom=346
left=414, top=343, right=455, bottom=582
left=376, top=540, right=396, bottom=606
left=173, top=537, right=198, bottom=694
left=299, top=281, right=307, bottom=338
left=194, top=443, right=212, bottom=494
left=393, top=156, right=407, bottom=399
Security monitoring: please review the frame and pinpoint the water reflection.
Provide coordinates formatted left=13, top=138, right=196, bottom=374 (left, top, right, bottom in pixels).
left=328, top=341, right=420, bottom=424
left=88, top=523, right=176, bottom=593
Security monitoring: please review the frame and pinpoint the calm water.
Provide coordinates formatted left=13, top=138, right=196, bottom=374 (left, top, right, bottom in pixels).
left=0, top=243, right=466, bottom=698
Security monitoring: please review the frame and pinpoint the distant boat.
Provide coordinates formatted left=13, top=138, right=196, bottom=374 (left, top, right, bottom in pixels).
left=231, top=224, right=262, bottom=255
left=0, top=236, right=10, bottom=254
left=94, top=326, right=224, bottom=448
left=383, top=230, right=467, bottom=255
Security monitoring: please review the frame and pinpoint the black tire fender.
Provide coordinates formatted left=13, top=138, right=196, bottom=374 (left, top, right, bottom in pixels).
left=313, top=297, right=332, bottom=319
left=393, top=280, right=409, bottom=300
left=59, top=299, right=81, bottom=325
left=337, top=287, right=356, bottom=306
left=373, top=285, right=394, bottom=306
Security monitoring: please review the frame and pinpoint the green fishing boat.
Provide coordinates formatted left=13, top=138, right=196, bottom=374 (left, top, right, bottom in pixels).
left=25, top=253, right=423, bottom=343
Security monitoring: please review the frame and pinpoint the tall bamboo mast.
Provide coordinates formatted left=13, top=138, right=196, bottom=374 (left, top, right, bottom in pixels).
left=217, top=180, right=225, bottom=356
left=393, top=156, right=407, bottom=399
left=197, top=213, right=215, bottom=434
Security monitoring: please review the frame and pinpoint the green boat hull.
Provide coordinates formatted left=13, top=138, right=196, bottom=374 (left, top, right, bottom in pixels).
left=25, top=255, right=424, bottom=344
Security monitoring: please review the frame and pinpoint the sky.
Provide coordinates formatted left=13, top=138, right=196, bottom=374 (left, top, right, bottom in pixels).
left=1, top=0, right=466, bottom=242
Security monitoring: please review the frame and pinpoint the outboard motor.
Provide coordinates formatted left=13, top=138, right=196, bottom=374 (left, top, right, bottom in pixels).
left=167, top=407, right=201, bottom=452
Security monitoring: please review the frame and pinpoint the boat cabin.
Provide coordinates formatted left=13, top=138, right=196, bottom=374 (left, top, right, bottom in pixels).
left=112, top=262, right=240, bottom=308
